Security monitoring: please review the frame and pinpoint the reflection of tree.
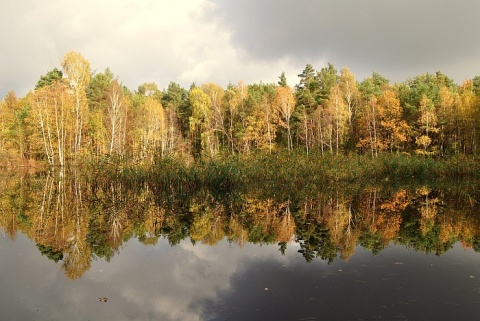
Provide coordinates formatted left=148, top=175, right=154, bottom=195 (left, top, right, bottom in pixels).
left=417, top=186, right=439, bottom=236
left=356, top=188, right=409, bottom=254
left=377, top=189, right=408, bottom=239
left=62, top=239, right=91, bottom=279
left=398, top=188, right=453, bottom=255
left=37, top=244, right=64, bottom=262
left=62, top=169, right=91, bottom=279
left=297, top=223, right=337, bottom=263
left=243, top=197, right=277, bottom=243
left=228, top=215, right=249, bottom=247
left=107, top=181, right=127, bottom=248
left=240, top=196, right=297, bottom=245
left=138, top=202, right=165, bottom=246
left=0, top=172, right=31, bottom=239
left=323, top=195, right=359, bottom=261
left=3, top=168, right=480, bottom=277
left=295, top=196, right=338, bottom=263
left=189, top=194, right=225, bottom=245
left=34, top=170, right=68, bottom=251
left=273, top=201, right=295, bottom=243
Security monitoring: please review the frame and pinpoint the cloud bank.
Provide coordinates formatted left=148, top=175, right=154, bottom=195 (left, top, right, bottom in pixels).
left=1, top=0, right=479, bottom=98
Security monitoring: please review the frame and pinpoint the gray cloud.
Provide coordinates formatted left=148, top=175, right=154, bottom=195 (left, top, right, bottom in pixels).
left=208, top=0, right=480, bottom=82
left=1, top=0, right=479, bottom=99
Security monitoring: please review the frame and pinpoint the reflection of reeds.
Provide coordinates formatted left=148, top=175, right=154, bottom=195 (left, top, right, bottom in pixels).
left=4, top=152, right=480, bottom=279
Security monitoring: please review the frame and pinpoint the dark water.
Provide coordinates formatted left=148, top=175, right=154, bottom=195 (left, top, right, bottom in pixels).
left=1, top=234, right=480, bottom=321
left=2, top=170, right=480, bottom=320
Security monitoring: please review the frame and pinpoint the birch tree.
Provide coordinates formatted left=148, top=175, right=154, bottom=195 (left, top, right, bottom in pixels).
left=339, top=67, right=359, bottom=126
left=106, top=79, right=127, bottom=155
left=189, top=87, right=216, bottom=157
left=438, top=86, right=456, bottom=156
left=136, top=96, right=166, bottom=161
left=416, top=94, right=438, bottom=154
left=30, top=82, right=73, bottom=166
left=325, top=84, right=349, bottom=154
left=61, top=51, right=91, bottom=159
left=274, top=86, right=296, bottom=152
left=202, top=83, right=226, bottom=152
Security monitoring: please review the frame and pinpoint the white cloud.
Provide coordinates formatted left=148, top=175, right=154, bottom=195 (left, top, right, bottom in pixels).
left=0, top=0, right=212, bottom=97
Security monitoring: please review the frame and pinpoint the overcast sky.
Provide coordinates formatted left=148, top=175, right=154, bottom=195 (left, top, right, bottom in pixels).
left=1, top=0, right=479, bottom=98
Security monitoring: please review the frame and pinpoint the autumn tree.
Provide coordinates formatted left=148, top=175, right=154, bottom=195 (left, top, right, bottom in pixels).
left=274, top=86, right=296, bottom=152
left=453, top=81, right=478, bottom=155
left=86, top=68, right=114, bottom=155
left=437, top=85, right=457, bottom=156
left=339, top=67, right=359, bottom=125
left=137, top=82, right=163, bottom=101
left=377, top=89, right=409, bottom=152
left=339, top=67, right=360, bottom=149
left=202, top=83, right=227, bottom=151
left=30, top=80, right=74, bottom=166
left=106, top=78, right=128, bottom=155
left=355, top=73, right=390, bottom=156
left=61, top=51, right=91, bottom=159
left=0, top=92, right=33, bottom=160
left=189, top=86, right=216, bottom=157
left=242, top=83, right=279, bottom=153
left=131, top=93, right=166, bottom=161
left=324, top=84, right=349, bottom=154
left=223, top=81, right=248, bottom=154
left=415, top=94, right=438, bottom=154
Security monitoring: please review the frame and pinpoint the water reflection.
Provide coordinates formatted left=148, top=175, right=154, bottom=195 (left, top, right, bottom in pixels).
left=1, top=169, right=480, bottom=280
left=1, top=234, right=479, bottom=320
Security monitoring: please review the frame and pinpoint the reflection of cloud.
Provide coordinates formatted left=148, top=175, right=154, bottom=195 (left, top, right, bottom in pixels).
left=3, top=235, right=480, bottom=320
left=90, top=239, right=237, bottom=320
left=90, top=238, right=298, bottom=320
left=180, top=239, right=223, bottom=260
left=0, top=234, right=305, bottom=321
left=79, top=238, right=328, bottom=320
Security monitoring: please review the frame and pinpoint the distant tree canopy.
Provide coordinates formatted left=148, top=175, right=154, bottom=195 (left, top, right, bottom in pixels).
left=1, top=52, right=480, bottom=166
left=35, top=68, right=63, bottom=89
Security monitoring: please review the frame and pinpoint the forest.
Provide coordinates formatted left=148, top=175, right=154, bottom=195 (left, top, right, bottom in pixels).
left=1, top=51, right=480, bottom=169
left=3, top=51, right=480, bottom=279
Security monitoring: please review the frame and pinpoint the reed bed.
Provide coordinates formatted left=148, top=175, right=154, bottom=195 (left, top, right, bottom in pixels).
left=87, top=152, right=480, bottom=196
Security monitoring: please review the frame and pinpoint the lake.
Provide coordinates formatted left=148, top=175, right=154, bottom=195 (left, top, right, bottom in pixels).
left=1, top=170, right=480, bottom=320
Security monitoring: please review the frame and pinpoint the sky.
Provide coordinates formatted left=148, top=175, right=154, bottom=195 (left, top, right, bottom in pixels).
left=1, top=0, right=480, bottom=98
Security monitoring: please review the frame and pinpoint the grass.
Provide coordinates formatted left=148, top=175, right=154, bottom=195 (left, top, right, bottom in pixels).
left=86, top=152, right=480, bottom=197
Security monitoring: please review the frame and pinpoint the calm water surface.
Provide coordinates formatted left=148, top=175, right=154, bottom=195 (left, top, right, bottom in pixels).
left=1, top=233, right=480, bottom=321
left=2, top=171, right=480, bottom=320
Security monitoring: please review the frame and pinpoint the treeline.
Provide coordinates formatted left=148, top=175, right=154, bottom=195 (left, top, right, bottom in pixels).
left=2, top=51, right=480, bottom=166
